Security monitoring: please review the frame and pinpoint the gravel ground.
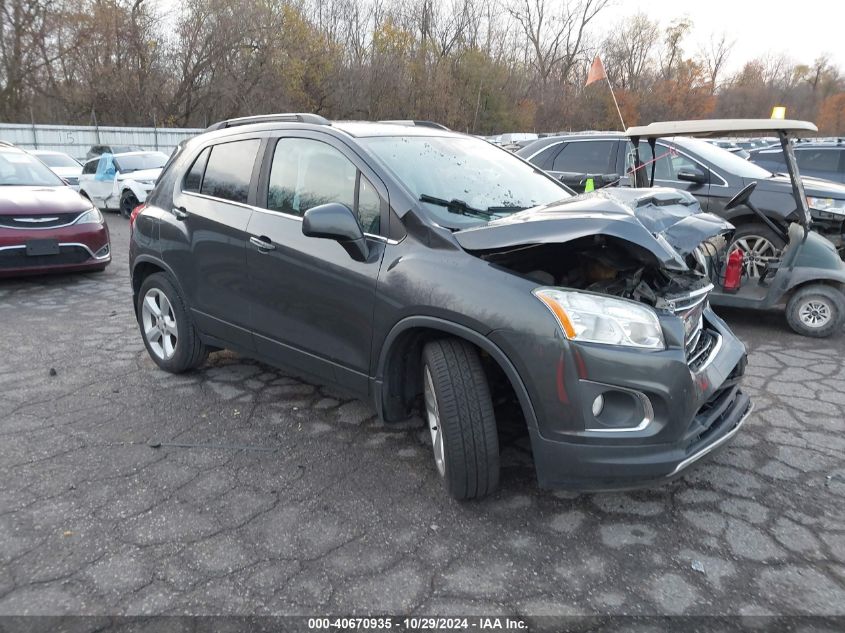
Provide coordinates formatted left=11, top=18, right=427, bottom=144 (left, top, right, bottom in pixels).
left=1, top=214, right=844, bottom=619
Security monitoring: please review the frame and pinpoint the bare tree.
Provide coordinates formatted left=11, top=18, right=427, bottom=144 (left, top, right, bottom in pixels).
left=602, top=13, right=659, bottom=91
left=698, top=32, right=733, bottom=94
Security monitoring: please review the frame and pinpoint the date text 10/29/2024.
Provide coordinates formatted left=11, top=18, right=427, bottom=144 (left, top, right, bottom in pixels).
left=307, top=617, right=529, bottom=631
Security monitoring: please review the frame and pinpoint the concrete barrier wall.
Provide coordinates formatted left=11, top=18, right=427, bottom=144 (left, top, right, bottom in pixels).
left=0, top=123, right=203, bottom=161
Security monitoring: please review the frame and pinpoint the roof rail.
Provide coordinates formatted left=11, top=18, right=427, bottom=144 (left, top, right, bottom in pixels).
left=379, top=120, right=450, bottom=131
left=205, top=113, right=330, bottom=132
left=0, top=140, right=15, bottom=147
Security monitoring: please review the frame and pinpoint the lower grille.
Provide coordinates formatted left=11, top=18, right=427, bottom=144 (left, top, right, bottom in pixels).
left=0, top=245, right=92, bottom=269
left=687, top=328, right=720, bottom=372
left=0, top=212, right=81, bottom=229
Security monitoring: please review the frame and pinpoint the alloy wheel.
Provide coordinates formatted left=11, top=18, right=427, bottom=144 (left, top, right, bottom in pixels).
left=731, top=236, right=781, bottom=278
left=141, top=288, right=178, bottom=360
left=423, top=365, right=446, bottom=477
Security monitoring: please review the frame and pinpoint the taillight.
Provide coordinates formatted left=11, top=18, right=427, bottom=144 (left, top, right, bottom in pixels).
left=723, top=248, right=744, bottom=293
left=129, top=203, right=146, bottom=232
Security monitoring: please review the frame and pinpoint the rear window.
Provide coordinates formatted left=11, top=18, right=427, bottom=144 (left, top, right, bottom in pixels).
left=183, top=147, right=211, bottom=193
left=200, top=140, right=261, bottom=204
left=36, top=153, right=79, bottom=168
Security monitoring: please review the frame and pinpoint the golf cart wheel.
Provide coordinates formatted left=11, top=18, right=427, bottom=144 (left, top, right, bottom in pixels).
left=785, top=284, right=845, bottom=338
left=421, top=339, right=499, bottom=500
left=730, top=223, right=786, bottom=279
left=120, top=190, right=140, bottom=218
left=137, top=273, right=208, bottom=372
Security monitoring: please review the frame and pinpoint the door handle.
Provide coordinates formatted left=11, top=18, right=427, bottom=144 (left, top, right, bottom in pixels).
left=250, top=236, right=275, bottom=251
left=172, top=206, right=189, bottom=220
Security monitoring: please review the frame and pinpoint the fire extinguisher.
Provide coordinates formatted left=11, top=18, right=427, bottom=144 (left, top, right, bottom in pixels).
left=723, top=249, right=744, bottom=293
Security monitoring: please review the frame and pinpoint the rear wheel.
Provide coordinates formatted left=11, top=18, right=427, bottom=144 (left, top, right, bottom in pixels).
left=785, top=284, right=845, bottom=338
left=422, top=339, right=499, bottom=500
left=137, top=273, right=207, bottom=372
left=729, top=223, right=786, bottom=279
left=120, top=190, right=139, bottom=218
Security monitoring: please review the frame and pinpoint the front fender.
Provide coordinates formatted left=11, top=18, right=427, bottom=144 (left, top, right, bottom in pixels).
left=122, top=181, right=148, bottom=202
left=374, top=315, right=539, bottom=431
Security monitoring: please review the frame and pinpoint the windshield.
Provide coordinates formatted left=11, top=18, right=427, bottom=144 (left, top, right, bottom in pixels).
left=35, top=153, right=79, bottom=168
left=672, top=137, right=773, bottom=179
left=0, top=150, right=65, bottom=186
left=114, top=152, right=168, bottom=173
left=361, top=135, right=570, bottom=227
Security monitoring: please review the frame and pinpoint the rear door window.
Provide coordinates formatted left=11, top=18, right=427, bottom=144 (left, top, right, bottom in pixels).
left=552, top=141, right=616, bottom=173
left=200, top=139, right=261, bottom=204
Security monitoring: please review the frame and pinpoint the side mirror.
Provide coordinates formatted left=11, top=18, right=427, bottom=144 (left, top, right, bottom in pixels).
left=302, top=203, right=369, bottom=262
left=676, top=167, right=708, bottom=184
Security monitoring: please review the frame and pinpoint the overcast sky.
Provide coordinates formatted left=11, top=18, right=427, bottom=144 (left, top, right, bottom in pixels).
left=605, top=0, right=845, bottom=73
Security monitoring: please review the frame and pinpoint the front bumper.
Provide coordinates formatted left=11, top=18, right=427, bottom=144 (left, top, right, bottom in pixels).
left=0, top=222, right=111, bottom=277
left=491, top=307, right=751, bottom=490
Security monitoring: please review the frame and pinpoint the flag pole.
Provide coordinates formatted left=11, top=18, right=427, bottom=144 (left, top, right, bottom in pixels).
left=605, top=74, right=626, bottom=131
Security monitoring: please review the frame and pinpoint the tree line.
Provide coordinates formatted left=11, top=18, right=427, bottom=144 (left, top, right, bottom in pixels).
left=1, top=0, right=843, bottom=134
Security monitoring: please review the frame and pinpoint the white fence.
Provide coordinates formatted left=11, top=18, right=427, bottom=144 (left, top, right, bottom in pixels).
left=0, top=123, right=203, bottom=161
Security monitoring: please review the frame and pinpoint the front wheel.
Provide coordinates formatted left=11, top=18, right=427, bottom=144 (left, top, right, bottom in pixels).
left=120, top=190, right=140, bottom=218
left=785, top=284, right=845, bottom=338
left=137, top=273, right=208, bottom=372
left=422, top=339, right=499, bottom=500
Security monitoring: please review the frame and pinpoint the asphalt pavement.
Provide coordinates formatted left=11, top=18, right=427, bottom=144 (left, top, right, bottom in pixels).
left=1, top=215, right=844, bottom=618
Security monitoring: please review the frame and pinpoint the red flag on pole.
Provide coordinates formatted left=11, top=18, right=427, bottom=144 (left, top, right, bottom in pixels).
left=585, top=56, right=607, bottom=87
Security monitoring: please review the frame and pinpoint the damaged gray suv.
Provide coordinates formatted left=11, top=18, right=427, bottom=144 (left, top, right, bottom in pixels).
left=129, top=114, right=752, bottom=499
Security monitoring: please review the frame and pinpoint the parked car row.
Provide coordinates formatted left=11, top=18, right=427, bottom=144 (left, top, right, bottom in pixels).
left=749, top=138, right=845, bottom=184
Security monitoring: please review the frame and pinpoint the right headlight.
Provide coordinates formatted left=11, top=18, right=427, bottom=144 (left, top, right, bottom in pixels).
left=533, top=288, right=665, bottom=350
left=807, top=196, right=845, bottom=216
left=74, top=207, right=104, bottom=225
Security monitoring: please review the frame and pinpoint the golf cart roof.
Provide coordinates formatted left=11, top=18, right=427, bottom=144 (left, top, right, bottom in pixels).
left=626, top=119, right=817, bottom=139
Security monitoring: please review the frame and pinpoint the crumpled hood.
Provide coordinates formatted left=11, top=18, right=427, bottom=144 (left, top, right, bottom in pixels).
left=117, top=168, right=161, bottom=182
left=454, top=187, right=733, bottom=270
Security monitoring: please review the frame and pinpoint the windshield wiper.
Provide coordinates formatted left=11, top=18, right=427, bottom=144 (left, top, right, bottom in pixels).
left=486, top=205, right=527, bottom=213
left=419, top=194, right=496, bottom=220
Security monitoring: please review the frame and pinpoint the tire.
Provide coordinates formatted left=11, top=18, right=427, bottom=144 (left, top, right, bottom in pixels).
left=785, top=284, right=845, bottom=338
left=422, top=339, right=499, bottom=500
left=137, top=273, right=208, bottom=372
left=729, top=223, right=786, bottom=279
left=120, top=190, right=139, bottom=219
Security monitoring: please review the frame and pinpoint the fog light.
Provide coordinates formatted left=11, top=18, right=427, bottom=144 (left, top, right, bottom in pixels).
left=94, top=244, right=110, bottom=258
left=591, top=394, right=605, bottom=417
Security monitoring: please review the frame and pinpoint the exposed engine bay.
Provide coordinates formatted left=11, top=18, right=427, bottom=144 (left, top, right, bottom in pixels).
left=453, top=187, right=734, bottom=312
left=478, top=235, right=716, bottom=311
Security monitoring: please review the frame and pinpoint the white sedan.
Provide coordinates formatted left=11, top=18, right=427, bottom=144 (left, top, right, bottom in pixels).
left=27, top=150, right=83, bottom=190
left=79, top=151, right=168, bottom=217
